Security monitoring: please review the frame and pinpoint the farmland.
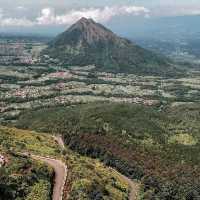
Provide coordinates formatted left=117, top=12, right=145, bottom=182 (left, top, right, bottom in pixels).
left=0, top=43, right=200, bottom=124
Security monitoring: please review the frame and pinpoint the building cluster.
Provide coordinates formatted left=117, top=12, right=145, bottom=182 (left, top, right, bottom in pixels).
left=0, top=42, right=39, bottom=65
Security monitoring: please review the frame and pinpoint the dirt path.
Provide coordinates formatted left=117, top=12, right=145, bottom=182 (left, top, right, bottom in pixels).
left=54, top=135, right=65, bottom=149
left=55, top=135, right=140, bottom=200
left=119, top=174, right=140, bottom=200
left=31, top=155, right=67, bottom=200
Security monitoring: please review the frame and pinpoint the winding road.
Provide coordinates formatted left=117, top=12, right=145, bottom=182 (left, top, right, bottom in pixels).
left=29, top=136, right=67, bottom=200
left=32, top=135, right=140, bottom=200
left=54, top=135, right=140, bottom=200
left=30, top=135, right=67, bottom=200
left=32, top=155, right=67, bottom=200
left=119, top=173, right=140, bottom=200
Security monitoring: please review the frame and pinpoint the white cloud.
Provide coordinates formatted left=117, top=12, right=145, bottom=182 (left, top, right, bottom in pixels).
left=1, top=3, right=200, bottom=28
left=16, top=6, right=26, bottom=10
left=0, top=5, right=150, bottom=27
left=0, top=18, right=33, bottom=27
left=153, top=5, right=200, bottom=17
left=174, top=7, right=200, bottom=16
left=0, top=8, right=3, bottom=18
left=0, top=9, right=33, bottom=27
left=0, top=6, right=150, bottom=26
left=36, top=6, right=150, bottom=25
left=37, top=8, right=56, bottom=25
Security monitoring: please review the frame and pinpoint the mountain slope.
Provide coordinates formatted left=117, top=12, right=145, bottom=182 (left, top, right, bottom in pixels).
left=16, top=102, right=200, bottom=199
left=0, top=126, right=129, bottom=200
left=44, top=17, right=181, bottom=76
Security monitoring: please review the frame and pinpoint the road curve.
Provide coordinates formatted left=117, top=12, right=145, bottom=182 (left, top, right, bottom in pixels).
left=31, top=155, right=67, bottom=200
left=54, top=135, right=65, bottom=149
left=119, top=174, right=140, bottom=200
left=55, top=135, right=140, bottom=200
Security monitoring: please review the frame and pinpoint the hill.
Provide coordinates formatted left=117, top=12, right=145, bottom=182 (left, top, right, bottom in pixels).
left=0, top=126, right=129, bottom=200
left=43, top=17, right=181, bottom=77
left=16, top=102, right=200, bottom=199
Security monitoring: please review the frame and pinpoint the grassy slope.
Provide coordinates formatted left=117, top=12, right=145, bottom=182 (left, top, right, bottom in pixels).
left=16, top=102, right=200, bottom=199
left=65, top=153, right=129, bottom=200
left=0, top=126, right=57, bottom=200
left=0, top=156, right=53, bottom=200
left=0, top=126, right=129, bottom=200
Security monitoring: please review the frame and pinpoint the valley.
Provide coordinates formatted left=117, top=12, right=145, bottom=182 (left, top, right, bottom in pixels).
left=0, top=16, right=200, bottom=200
left=0, top=61, right=200, bottom=124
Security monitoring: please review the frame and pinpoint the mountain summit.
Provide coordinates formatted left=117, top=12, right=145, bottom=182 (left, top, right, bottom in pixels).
left=49, top=17, right=120, bottom=48
left=44, top=18, right=179, bottom=76
left=56, top=17, right=117, bottom=45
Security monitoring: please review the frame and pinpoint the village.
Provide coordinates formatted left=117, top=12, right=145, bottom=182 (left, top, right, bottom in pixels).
left=0, top=40, right=200, bottom=123
left=1, top=61, right=200, bottom=123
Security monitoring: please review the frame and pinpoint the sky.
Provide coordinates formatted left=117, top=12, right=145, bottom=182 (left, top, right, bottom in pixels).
left=0, top=0, right=200, bottom=35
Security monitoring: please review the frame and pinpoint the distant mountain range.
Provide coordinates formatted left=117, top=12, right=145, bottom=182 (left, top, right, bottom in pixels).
left=43, top=17, right=182, bottom=76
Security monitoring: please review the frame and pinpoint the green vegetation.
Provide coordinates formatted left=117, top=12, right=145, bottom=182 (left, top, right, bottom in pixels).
left=26, top=180, right=51, bottom=200
left=168, top=133, right=197, bottom=145
left=16, top=102, right=200, bottom=199
left=0, top=126, right=55, bottom=200
left=0, top=126, right=60, bottom=156
left=65, top=152, right=129, bottom=200
left=0, top=152, right=53, bottom=200
left=1, top=23, right=200, bottom=200
left=0, top=126, right=129, bottom=200
left=1, top=62, right=200, bottom=124
left=45, top=18, right=183, bottom=77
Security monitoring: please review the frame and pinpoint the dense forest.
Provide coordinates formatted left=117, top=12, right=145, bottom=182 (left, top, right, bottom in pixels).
left=16, top=102, right=200, bottom=199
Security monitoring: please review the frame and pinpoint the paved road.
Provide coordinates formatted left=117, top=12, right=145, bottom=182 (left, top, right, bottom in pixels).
left=31, top=155, right=67, bottom=200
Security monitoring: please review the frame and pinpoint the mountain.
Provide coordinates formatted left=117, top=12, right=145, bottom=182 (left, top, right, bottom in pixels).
left=44, top=17, right=181, bottom=76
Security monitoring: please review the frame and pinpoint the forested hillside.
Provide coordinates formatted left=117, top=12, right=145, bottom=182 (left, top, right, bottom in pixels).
left=16, top=102, right=200, bottom=199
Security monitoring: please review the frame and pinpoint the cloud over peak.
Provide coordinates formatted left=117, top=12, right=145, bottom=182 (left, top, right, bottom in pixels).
left=0, top=5, right=150, bottom=27
left=37, top=6, right=149, bottom=25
